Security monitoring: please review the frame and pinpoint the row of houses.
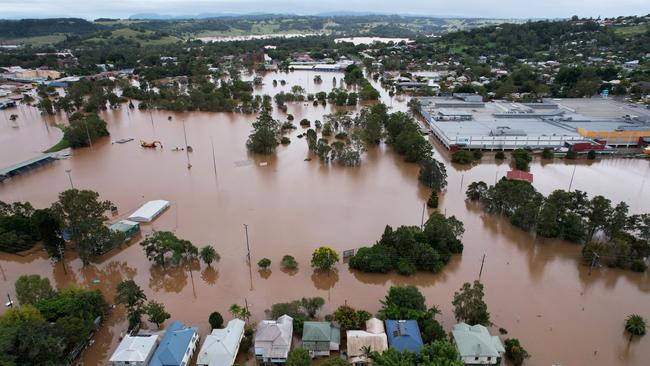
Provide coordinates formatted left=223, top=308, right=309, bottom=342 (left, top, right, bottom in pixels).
left=109, top=315, right=505, bottom=366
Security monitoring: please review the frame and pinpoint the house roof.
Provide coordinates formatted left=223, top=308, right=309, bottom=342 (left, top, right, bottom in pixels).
left=385, top=320, right=424, bottom=353
left=506, top=169, right=534, bottom=183
left=197, top=319, right=245, bottom=366
left=254, top=315, right=293, bottom=359
left=109, top=334, right=159, bottom=363
left=149, top=321, right=198, bottom=366
left=452, top=322, right=505, bottom=358
left=302, top=322, right=340, bottom=344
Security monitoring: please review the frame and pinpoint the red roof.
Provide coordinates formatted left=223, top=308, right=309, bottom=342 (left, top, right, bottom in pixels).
left=506, top=169, right=533, bottom=183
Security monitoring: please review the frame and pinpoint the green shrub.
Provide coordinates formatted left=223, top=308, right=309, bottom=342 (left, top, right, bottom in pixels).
left=281, top=255, right=298, bottom=269
left=451, top=150, right=475, bottom=164
left=209, top=311, right=224, bottom=329
left=504, top=338, right=529, bottom=366
left=257, top=258, right=271, bottom=269
left=299, top=118, right=310, bottom=127
left=587, top=150, right=596, bottom=160
left=541, top=148, right=553, bottom=159
left=495, top=151, right=505, bottom=160
left=280, top=137, right=291, bottom=145
left=566, top=150, right=578, bottom=159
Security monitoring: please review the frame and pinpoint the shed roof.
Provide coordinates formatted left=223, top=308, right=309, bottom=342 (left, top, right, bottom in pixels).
left=452, top=322, right=505, bottom=358
left=385, top=320, right=424, bottom=353
left=197, top=319, right=245, bottom=366
left=128, top=200, right=170, bottom=222
left=149, top=321, right=198, bottom=366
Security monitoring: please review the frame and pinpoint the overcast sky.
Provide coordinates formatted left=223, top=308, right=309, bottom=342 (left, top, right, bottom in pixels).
left=2, top=0, right=649, bottom=19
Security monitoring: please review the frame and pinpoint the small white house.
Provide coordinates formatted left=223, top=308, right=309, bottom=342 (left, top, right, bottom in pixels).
left=109, top=334, right=159, bottom=366
left=451, top=323, right=505, bottom=365
left=254, top=315, right=293, bottom=363
left=128, top=200, right=170, bottom=222
left=197, top=318, right=246, bottom=366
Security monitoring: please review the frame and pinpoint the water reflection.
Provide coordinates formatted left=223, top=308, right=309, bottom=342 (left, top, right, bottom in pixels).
left=200, top=266, right=219, bottom=285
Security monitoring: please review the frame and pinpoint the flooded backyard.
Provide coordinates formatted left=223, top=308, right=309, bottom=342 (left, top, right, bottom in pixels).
left=0, top=71, right=649, bottom=366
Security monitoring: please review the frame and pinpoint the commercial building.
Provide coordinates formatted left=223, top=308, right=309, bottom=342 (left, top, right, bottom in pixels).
left=418, top=96, right=650, bottom=150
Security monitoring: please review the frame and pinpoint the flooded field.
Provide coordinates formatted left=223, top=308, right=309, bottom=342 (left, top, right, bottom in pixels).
left=1, top=75, right=650, bottom=366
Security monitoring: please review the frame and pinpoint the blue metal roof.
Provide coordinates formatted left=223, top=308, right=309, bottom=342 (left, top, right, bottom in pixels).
left=149, top=320, right=197, bottom=366
left=385, top=320, right=424, bottom=354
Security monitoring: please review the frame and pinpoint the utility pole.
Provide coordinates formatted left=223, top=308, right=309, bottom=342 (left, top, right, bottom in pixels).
left=243, top=224, right=251, bottom=264
left=65, top=169, right=74, bottom=189
left=84, top=119, right=93, bottom=149
left=478, top=254, right=486, bottom=281
left=568, top=165, right=577, bottom=191
left=588, top=253, right=599, bottom=276
left=6, top=293, right=13, bottom=307
left=58, top=243, right=67, bottom=275
left=420, top=202, right=426, bottom=229
left=210, top=136, right=219, bottom=188
left=182, top=119, right=191, bottom=169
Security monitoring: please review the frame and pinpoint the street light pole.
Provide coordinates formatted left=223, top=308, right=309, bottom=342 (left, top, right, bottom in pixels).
left=65, top=169, right=74, bottom=189
left=243, top=224, right=251, bottom=264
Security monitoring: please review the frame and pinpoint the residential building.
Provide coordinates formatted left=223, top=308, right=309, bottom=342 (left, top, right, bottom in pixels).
left=109, top=334, right=159, bottom=366
left=301, top=321, right=341, bottom=357
left=451, top=322, right=505, bottom=365
left=254, top=315, right=293, bottom=363
left=149, top=321, right=199, bottom=366
left=197, top=319, right=246, bottom=366
left=346, top=318, right=388, bottom=365
left=384, top=320, right=424, bottom=354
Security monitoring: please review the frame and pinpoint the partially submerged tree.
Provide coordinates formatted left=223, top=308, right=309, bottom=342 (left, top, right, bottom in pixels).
left=50, top=189, right=116, bottom=265
left=140, top=231, right=198, bottom=268
left=311, top=246, right=339, bottom=270
left=209, top=311, right=224, bottom=329
left=199, top=245, right=220, bottom=266
left=14, top=274, right=55, bottom=306
left=246, top=107, right=280, bottom=154
left=115, top=280, right=147, bottom=330
left=146, top=301, right=170, bottom=328
left=452, top=281, right=491, bottom=326
left=624, top=314, right=647, bottom=343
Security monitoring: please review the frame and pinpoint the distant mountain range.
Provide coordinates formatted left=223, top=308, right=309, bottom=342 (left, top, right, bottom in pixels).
left=127, top=11, right=464, bottom=20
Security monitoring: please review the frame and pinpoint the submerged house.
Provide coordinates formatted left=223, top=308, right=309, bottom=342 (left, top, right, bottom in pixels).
left=128, top=200, right=170, bottom=222
left=109, top=334, right=159, bottom=366
left=385, top=320, right=424, bottom=354
left=346, top=318, right=388, bottom=365
left=197, top=318, right=246, bottom=366
left=109, top=219, right=140, bottom=239
left=451, top=322, right=505, bottom=365
left=301, top=321, right=341, bottom=357
left=254, top=315, right=293, bottom=363
left=149, top=320, right=200, bottom=366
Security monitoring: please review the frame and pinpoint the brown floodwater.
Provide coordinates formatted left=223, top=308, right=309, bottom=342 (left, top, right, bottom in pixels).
left=0, top=74, right=649, bottom=366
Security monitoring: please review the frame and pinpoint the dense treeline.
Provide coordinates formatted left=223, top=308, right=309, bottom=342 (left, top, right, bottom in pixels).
left=1, top=275, right=107, bottom=365
left=0, top=18, right=103, bottom=38
left=467, top=179, right=650, bottom=272
left=349, top=212, right=464, bottom=275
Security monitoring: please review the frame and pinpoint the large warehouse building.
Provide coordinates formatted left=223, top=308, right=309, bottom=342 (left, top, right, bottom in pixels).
left=418, top=95, right=650, bottom=150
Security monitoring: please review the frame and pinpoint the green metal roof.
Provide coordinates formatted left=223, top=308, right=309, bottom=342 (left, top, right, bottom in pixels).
left=0, top=153, right=55, bottom=176
left=452, top=322, right=505, bottom=358
left=302, top=322, right=340, bottom=344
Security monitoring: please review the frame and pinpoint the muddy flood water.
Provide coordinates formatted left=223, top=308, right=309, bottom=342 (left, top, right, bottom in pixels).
left=1, top=71, right=650, bottom=366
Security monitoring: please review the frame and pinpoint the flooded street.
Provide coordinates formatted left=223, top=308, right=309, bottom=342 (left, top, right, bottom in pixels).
left=1, top=72, right=649, bottom=366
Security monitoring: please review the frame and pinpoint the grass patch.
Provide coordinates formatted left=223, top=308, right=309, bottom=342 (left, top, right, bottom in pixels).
left=0, top=34, right=66, bottom=46
left=614, top=25, right=649, bottom=36
left=43, top=138, right=70, bottom=153
left=84, top=28, right=180, bottom=46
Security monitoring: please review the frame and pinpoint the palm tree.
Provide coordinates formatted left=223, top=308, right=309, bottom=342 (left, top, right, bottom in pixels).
left=199, top=245, right=220, bottom=266
left=624, top=314, right=647, bottom=343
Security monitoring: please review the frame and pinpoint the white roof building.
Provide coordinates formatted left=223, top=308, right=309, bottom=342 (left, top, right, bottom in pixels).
left=197, top=319, right=246, bottom=366
left=254, top=315, right=293, bottom=363
left=109, top=334, right=159, bottom=366
left=128, top=200, right=170, bottom=222
left=346, top=318, right=388, bottom=364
